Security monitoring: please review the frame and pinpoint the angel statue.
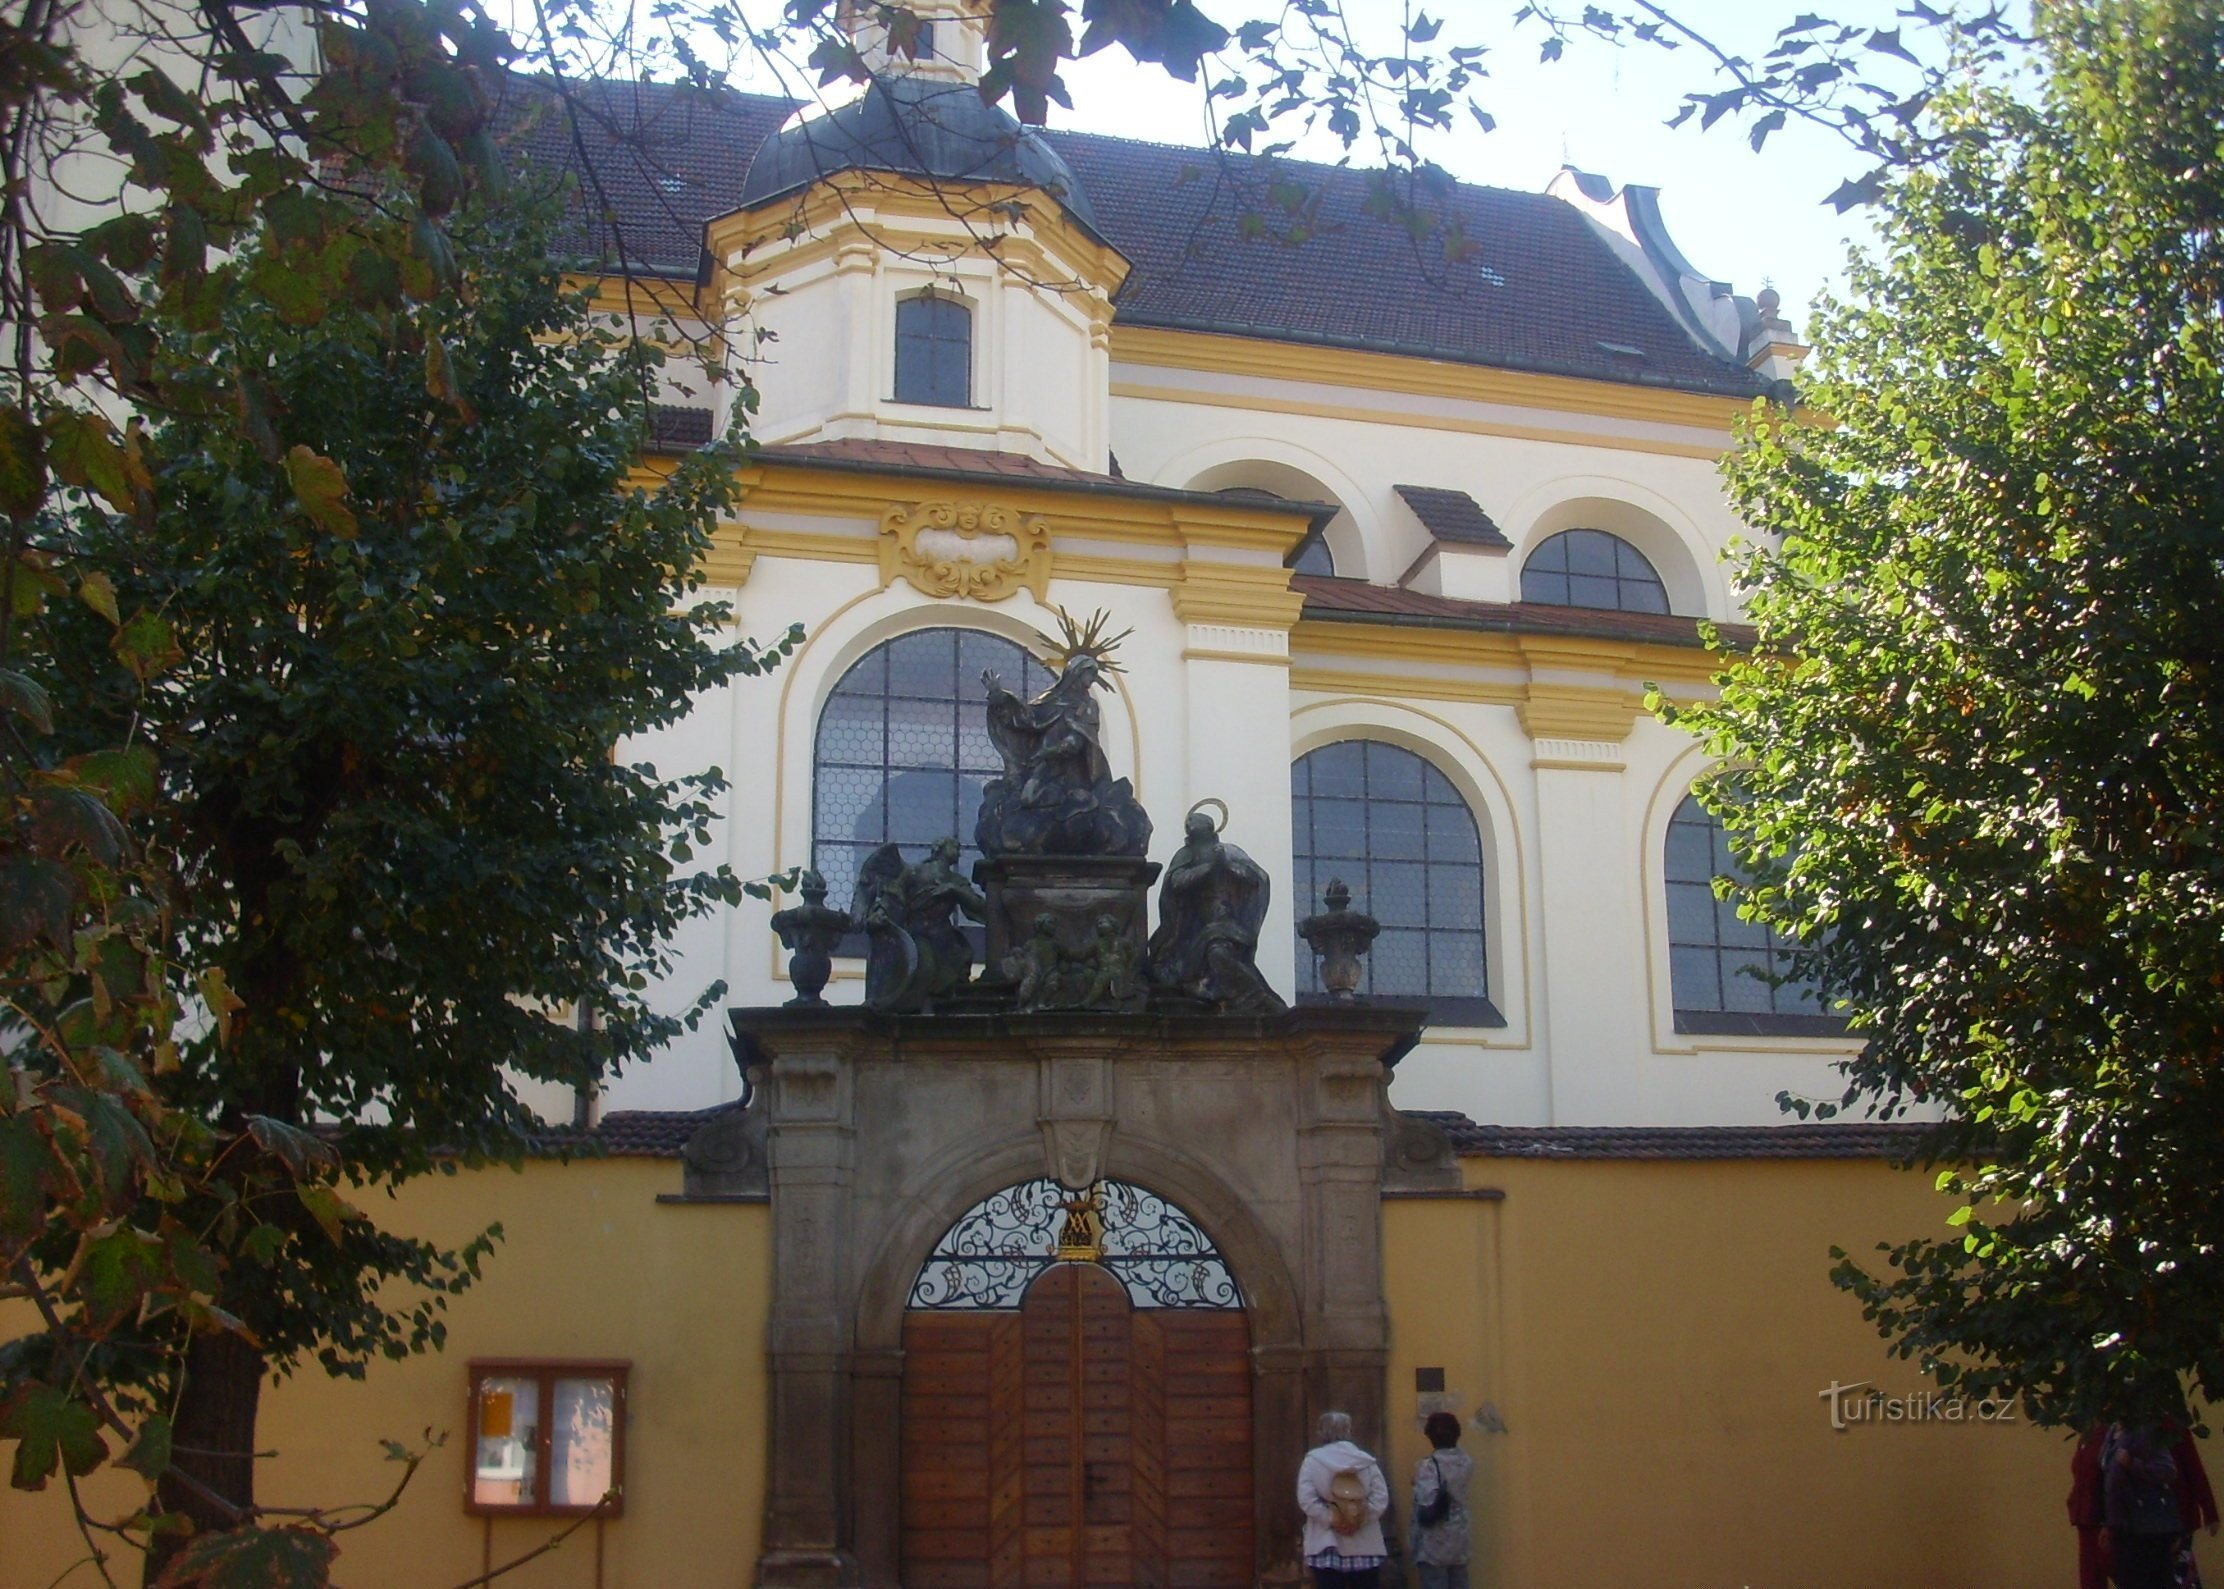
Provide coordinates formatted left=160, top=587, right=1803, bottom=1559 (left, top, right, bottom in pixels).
left=850, top=837, right=987, bottom=1012
left=975, top=608, right=1153, bottom=859
left=1146, top=801, right=1285, bottom=1013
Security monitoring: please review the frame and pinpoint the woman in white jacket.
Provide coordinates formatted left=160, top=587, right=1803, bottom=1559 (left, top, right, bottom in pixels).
left=1296, top=1410, right=1392, bottom=1587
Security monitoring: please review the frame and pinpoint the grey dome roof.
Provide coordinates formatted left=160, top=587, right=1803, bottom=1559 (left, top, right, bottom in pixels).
left=737, top=75, right=1098, bottom=230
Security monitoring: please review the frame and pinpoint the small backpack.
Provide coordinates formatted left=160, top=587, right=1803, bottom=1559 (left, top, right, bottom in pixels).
left=1328, top=1468, right=1370, bottom=1533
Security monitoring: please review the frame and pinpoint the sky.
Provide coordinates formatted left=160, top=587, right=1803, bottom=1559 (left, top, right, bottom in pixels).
left=1037, top=0, right=1912, bottom=330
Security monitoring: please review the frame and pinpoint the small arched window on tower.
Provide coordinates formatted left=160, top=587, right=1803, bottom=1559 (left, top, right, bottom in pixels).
left=1520, top=528, right=1670, bottom=614
left=893, top=289, right=973, bottom=408
left=1664, top=792, right=1840, bottom=1035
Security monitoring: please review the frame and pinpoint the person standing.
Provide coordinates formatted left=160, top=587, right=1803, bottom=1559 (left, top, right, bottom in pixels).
left=1298, top=1410, right=1391, bottom=1588
left=2106, top=1421, right=2189, bottom=1589
left=1410, top=1411, right=1474, bottom=1589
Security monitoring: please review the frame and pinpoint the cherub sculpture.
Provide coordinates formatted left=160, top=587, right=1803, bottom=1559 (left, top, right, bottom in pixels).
left=1000, top=911, right=1067, bottom=1009
left=1076, top=913, right=1143, bottom=1010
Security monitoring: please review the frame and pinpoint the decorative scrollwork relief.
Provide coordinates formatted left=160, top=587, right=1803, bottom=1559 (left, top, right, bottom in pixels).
left=879, top=500, right=1052, bottom=602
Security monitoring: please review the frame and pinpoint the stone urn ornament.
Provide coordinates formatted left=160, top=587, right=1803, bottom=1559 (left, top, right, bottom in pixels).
left=1297, top=878, right=1381, bottom=1002
left=768, top=871, right=850, bottom=1006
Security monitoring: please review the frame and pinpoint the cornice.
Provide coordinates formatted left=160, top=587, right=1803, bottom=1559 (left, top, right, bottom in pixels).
left=705, top=174, right=1132, bottom=298
left=1109, top=325, right=1755, bottom=435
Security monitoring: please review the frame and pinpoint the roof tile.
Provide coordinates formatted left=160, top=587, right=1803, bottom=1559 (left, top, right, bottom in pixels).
left=493, top=75, right=1770, bottom=399
left=1394, top=484, right=1510, bottom=548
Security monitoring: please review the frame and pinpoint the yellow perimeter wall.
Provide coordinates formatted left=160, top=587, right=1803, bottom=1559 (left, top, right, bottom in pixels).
left=1, top=1159, right=769, bottom=1589
left=7, top=1151, right=2212, bottom=1588
left=1382, top=1156, right=2205, bottom=1589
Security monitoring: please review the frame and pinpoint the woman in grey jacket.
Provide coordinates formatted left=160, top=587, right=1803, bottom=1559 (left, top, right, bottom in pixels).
left=1411, top=1411, right=1474, bottom=1589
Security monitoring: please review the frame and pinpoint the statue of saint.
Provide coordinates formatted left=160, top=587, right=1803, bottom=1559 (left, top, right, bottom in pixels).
left=1146, top=803, right=1285, bottom=1013
left=851, top=837, right=987, bottom=1011
left=974, top=609, right=1152, bottom=859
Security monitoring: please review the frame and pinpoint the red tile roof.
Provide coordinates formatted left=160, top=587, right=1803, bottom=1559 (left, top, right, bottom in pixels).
left=1292, top=574, right=1754, bottom=650
left=1414, top=1114, right=1932, bottom=1160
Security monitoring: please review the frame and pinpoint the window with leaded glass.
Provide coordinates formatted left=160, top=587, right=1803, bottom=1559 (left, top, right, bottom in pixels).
left=1519, top=528, right=1671, bottom=613
left=813, top=629, right=1053, bottom=950
left=1664, top=792, right=1839, bottom=1035
left=893, top=290, right=972, bottom=407
left=1290, top=741, right=1499, bottom=1024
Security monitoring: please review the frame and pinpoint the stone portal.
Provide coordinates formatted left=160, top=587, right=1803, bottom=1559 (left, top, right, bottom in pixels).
left=732, top=1004, right=1422, bottom=1587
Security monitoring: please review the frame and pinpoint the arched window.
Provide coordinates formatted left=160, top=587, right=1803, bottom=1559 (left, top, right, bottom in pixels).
left=1520, top=528, right=1670, bottom=614
left=1290, top=741, right=1497, bottom=1022
left=813, top=628, right=1053, bottom=939
left=1664, top=793, right=1832, bottom=1033
left=893, top=290, right=972, bottom=407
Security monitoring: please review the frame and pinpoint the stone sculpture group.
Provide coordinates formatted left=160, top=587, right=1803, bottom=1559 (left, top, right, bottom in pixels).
left=770, top=609, right=1353, bottom=1015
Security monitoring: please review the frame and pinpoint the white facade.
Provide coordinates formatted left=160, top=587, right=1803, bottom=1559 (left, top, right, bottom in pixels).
left=593, top=81, right=1848, bottom=1134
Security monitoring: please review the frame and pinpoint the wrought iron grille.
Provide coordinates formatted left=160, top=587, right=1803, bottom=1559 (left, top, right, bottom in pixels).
left=907, top=1178, right=1241, bottom=1311
left=1291, top=740, right=1486, bottom=1005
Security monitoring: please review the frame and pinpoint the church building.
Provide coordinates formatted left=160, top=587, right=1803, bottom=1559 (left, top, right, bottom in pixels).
left=5, top=5, right=2101, bottom=1586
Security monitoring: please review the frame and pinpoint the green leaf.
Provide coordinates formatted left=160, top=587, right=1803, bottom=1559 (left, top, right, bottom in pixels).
left=0, top=405, right=46, bottom=517
left=198, top=967, right=244, bottom=1044
left=118, top=1414, right=172, bottom=1482
left=246, top=1116, right=340, bottom=1178
left=0, top=1114, right=56, bottom=1242
left=0, top=668, right=54, bottom=734
left=76, top=568, right=120, bottom=625
left=113, top=608, right=182, bottom=682
left=296, top=1182, right=363, bottom=1245
left=283, top=446, right=357, bottom=539
left=42, top=408, right=134, bottom=512
left=0, top=856, right=78, bottom=950
left=151, top=1525, right=338, bottom=1589
left=66, top=746, right=160, bottom=814
left=25, top=785, right=128, bottom=864
left=1, top=1384, right=111, bottom=1490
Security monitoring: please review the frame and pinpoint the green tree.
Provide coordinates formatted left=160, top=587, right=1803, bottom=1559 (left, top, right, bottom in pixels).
left=13, top=188, right=796, bottom=1579
left=1674, top=0, right=2224, bottom=1433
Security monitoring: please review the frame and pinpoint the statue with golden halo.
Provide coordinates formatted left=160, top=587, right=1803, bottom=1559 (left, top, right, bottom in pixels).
left=975, top=607, right=1153, bottom=860
left=1147, top=800, right=1285, bottom=1013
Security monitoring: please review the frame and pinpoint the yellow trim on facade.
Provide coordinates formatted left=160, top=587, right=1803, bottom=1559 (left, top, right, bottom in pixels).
left=1110, top=325, right=1755, bottom=432
left=1291, top=618, right=1725, bottom=688
left=1047, top=552, right=1181, bottom=589
left=568, top=272, right=710, bottom=320
left=1181, top=647, right=1294, bottom=667
left=1517, top=683, right=1645, bottom=742
left=1111, top=381, right=1730, bottom=462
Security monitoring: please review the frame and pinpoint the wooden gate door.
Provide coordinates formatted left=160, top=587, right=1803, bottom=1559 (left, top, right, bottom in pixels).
left=902, top=1263, right=1253, bottom=1589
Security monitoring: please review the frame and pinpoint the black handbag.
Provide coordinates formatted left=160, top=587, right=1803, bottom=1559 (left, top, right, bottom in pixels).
left=1415, top=1456, right=1451, bottom=1529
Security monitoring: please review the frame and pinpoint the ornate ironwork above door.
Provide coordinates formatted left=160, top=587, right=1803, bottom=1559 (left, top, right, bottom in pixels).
left=907, top=1177, right=1241, bottom=1310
